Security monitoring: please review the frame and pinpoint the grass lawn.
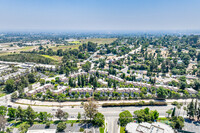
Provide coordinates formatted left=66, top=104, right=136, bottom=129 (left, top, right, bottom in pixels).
left=80, top=38, right=117, bottom=45
left=51, top=44, right=80, bottom=51
left=0, top=92, right=6, bottom=97
left=41, top=55, right=62, bottom=62
left=8, top=120, right=80, bottom=128
left=120, top=126, right=125, bottom=133
left=99, top=127, right=105, bottom=133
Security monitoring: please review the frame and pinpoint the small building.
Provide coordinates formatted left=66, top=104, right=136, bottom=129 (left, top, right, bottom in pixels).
left=185, top=88, right=197, bottom=94
left=125, top=122, right=174, bottom=133
left=97, top=79, right=108, bottom=85
left=69, top=88, right=93, bottom=95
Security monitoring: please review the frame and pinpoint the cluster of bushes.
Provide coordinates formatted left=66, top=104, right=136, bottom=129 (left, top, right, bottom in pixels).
left=0, top=53, right=55, bottom=64
left=102, top=101, right=167, bottom=107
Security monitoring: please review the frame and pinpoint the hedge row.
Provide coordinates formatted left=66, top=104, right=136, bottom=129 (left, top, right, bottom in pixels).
left=102, top=101, right=167, bottom=107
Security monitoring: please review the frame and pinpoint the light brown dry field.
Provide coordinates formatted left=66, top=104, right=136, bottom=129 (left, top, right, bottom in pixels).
left=80, top=38, right=117, bottom=45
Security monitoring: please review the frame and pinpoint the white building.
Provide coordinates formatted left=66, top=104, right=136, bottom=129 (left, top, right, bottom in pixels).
left=126, top=122, right=174, bottom=133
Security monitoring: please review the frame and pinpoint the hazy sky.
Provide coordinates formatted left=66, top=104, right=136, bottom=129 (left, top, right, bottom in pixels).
left=0, top=0, right=200, bottom=31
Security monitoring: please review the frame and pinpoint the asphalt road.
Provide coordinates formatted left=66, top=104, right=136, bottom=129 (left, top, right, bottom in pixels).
left=0, top=93, right=193, bottom=133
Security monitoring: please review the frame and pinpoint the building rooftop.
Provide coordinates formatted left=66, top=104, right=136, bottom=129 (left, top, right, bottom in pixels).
left=126, top=122, right=174, bottom=133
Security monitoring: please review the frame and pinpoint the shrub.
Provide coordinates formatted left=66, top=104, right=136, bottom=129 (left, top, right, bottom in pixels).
left=102, top=101, right=167, bottom=107
left=79, top=128, right=84, bottom=132
left=57, top=122, right=66, bottom=132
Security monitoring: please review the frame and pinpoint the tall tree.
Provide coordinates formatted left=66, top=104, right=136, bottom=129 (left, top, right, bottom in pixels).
left=119, top=110, right=133, bottom=126
left=16, top=106, right=25, bottom=121
left=171, top=107, right=176, bottom=117
left=83, top=99, right=98, bottom=121
left=26, top=106, right=36, bottom=124
left=187, top=100, right=195, bottom=119
left=5, top=79, right=15, bottom=93
left=55, top=109, right=65, bottom=120
left=7, top=108, right=16, bottom=120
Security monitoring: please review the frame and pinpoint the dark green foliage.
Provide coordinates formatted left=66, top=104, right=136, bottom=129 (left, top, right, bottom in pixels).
left=171, top=116, right=184, bottom=129
left=102, top=101, right=167, bottom=107
left=119, top=110, right=133, bottom=126
left=93, top=113, right=105, bottom=127
left=0, top=53, right=55, bottom=64
left=171, top=107, right=176, bottom=117
left=134, top=108, right=159, bottom=123
left=57, top=122, right=66, bottom=132
left=156, top=87, right=168, bottom=99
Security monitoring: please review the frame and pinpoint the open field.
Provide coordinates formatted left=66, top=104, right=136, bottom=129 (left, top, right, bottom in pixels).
left=0, top=92, right=6, bottom=97
left=41, top=55, right=62, bottom=62
left=80, top=38, right=117, bottom=44
left=18, top=46, right=36, bottom=51
left=68, top=41, right=81, bottom=44
left=50, top=44, right=80, bottom=51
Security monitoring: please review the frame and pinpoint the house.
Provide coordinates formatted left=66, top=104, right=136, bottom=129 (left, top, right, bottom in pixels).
left=69, top=88, right=93, bottom=95
left=51, top=86, right=68, bottom=95
left=95, top=88, right=114, bottom=93
left=185, top=88, right=197, bottom=94
left=97, top=79, right=108, bottom=85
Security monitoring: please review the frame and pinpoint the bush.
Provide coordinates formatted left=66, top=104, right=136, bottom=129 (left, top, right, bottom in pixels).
left=45, top=122, right=51, bottom=128
left=79, top=127, right=84, bottom=132
left=102, top=101, right=167, bottom=107
left=171, top=101, right=179, bottom=106
left=57, top=122, right=66, bottom=132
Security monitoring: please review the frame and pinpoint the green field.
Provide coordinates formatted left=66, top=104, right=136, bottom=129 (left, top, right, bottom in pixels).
left=80, top=38, right=117, bottom=45
left=51, top=44, right=80, bottom=51
left=68, top=41, right=81, bottom=44
left=41, top=55, right=62, bottom=62
left=0, top=92, right=6, bottom=97
left=120, top=126, right=125, bottom=133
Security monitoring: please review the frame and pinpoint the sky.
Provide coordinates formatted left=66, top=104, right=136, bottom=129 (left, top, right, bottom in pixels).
left=0, top=0, right=200, bottom=32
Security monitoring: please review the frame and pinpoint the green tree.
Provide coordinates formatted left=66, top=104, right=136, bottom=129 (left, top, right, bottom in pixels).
left=26, top=106, right=36, bottom=124
left=63, top=112, right=69, bottom=120
left=28, top=73, right=36, bottom=83
left=77, top=112, right=81, bottom=120
left=166, top=109, right=172, bottom=117
left=7, top=108, right=16, bottom=120
left=5, top=79, right=15, bottom=93
left=157, top=87, right=168, bottom=99
left=171, top=107, right=176, bottom=117
left=18, top=123, right=30, bottom=133
left=38, top=112, right=48, bottom=122
left=16, top=106, right=25, bottom=121
left=39, top=79, right=45, bottom=86
left=82, top=61, right=91, bottom=72
left=0, top=106, right=7, bottom=116
left=119, top=110, right=133, bottom=126
left=57, top=122, right=66, bottom=132
left=187, top=100, right=195, bottom=119
left=11, top=92, right=18, bottom=101
left=93, top=112, right=105, bottom=127
left=171, top=116, right=184, bottom=129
